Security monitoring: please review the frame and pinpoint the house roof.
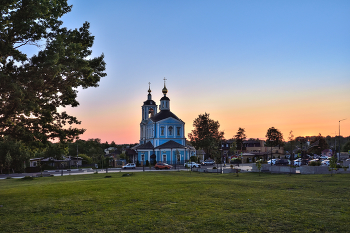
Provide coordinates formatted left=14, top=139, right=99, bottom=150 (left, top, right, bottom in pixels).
left=125, top=148, right=137, bottom=155
left=155, top=140, right=186, bottom=149
left=150, top=110, right=182, bottom=122
left=134, top=141, right=154, bottom=150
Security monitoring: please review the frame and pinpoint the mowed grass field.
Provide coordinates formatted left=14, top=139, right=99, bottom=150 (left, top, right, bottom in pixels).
left=1, top=172, right=350, bottom=232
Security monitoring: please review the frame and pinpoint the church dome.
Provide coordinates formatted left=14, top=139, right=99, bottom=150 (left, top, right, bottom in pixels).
left=162, top=86, right=168, bottom=95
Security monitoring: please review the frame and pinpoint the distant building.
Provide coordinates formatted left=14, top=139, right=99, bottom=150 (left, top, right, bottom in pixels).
left=29, top=156, right=83, bottom=168
left=321, top=149, right=333, bottom=157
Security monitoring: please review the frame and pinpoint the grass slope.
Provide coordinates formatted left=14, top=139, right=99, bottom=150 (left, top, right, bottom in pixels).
left=1, top=172, right=350, bottom=232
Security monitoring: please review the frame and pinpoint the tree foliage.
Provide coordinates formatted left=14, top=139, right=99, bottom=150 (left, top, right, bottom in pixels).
left=0, top=0, right=106, bottom=146
left=68, top=139, right=104, bottom=163
left=329, top=155, right=337, bottom=176
left=235, top=128, right=246, bottom=150
left=188, top=113, right=224, bottom=159
left=229, top=139, right=237, bottom=155
left=0, top=137, right=31, bottom=173
left=42, top=142, right=68, bottom=160
left=265, top=127, right=284, bottom=147
left=341, top=141, right=350, bottom=152
left=308, top=134, right=329, bottom=155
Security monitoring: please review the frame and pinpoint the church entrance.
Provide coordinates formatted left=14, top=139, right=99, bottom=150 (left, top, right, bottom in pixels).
left=163, top=154, right=166, bottom=163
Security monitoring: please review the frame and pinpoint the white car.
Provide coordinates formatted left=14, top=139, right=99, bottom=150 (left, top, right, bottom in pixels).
left=321, top=160, right=330, bottom=166
left=184, top=162, right=201, bottom=168
left=122, top=163, right=136, bottom=169
left=267, top=159, right=277, bottom=165
left=293, top=158, right=302, bottom=166
left=202, top=160, right=215, bottom=166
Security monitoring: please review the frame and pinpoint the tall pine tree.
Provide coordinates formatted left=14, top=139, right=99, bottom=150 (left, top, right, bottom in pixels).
left=0, top=1, right=106, bottom=146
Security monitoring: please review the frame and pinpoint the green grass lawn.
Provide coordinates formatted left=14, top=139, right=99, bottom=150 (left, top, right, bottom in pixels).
left=1, top=172, right=350, bottom=232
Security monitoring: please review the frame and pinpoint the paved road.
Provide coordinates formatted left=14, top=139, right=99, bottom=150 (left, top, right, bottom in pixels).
left=0, top=164, right=255, bottom=179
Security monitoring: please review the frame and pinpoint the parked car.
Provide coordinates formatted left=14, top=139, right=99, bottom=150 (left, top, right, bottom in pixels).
left=275, top=159, right=290, bottom=166
left=202, top=160, right=215, bottom=166
left=321, top=160, right=330, bottom=166
left=293, top=158, right=302, bottom=166
left=154, top=163, right=172, bottom=170
left=267, top=159, right=277, bottom=165
left=122, top=163, right=136, bottom=169
left=184, top=162, right=201, bottom=168
left=230, top=158, right=242, bottom=164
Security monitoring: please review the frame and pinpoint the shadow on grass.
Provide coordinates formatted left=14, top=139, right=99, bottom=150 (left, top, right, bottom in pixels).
left=18, top=176, right=35, bottom=181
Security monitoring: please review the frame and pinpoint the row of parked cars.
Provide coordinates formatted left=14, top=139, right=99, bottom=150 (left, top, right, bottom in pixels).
left=267, top=157, right=336, bottom=166
left=121, top=160, right=217, bottom=170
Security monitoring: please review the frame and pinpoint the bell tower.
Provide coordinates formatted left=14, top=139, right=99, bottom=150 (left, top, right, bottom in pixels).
left=140, top=82, right=157, bottom=144
left=159, top=78, right=170, bottom=111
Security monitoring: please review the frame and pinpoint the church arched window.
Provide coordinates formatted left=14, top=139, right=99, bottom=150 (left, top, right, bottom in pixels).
left=148, top=108, right=154, bottom=118
left=177, top=127, right=181, bottom=136
left=161, top=126, right=165, bottom=136
left=169, top=126, right=173, bottom=135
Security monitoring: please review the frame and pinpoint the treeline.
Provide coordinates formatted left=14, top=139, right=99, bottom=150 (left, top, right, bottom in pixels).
left=284, top=134, right=350, bottom=155
left=0, top=137, right=137, bottom=174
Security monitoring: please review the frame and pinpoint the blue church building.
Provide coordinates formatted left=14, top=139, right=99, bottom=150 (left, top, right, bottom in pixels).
left=134, top=81, right=196, bottom=165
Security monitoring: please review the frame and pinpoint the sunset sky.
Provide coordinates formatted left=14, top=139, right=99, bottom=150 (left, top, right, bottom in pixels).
left=24, top=0, right=350, bottom=144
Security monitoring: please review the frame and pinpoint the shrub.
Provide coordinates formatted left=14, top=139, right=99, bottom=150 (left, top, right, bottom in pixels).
left=145, top=160, right=149, bottom=166
left=309, top=161, right=321, bottom=166
left=212, top=167, right=217, bottom=169
left=6, top=176, right=12, bottom=179
left=336, top=164, right=342, bottom=168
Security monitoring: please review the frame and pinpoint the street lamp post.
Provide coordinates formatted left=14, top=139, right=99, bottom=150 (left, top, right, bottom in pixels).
left=339, top=119, right=347, bottom=161
left=271, top=145, right=273, bottom=166
left=76, top=143, right=79, bottom=170
left=218, top=148, right=222, bottom=174
left=269, top=140, right=275, bottom=166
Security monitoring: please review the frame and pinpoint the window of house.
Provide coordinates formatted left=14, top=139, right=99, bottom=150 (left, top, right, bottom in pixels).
left=169, top=126, right=173, bottom=135
left=141, top=154, right=145, bottom=161
left=161, top=126, right=164, bottom=135
left=177, top=127, right=181, bottom=136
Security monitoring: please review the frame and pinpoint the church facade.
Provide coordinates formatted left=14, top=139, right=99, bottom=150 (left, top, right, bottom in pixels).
left=134, top=81, right=196, bottom=165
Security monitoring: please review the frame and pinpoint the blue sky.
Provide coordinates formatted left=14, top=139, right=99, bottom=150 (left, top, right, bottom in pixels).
left=23, top=0, right=350, bottom=143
